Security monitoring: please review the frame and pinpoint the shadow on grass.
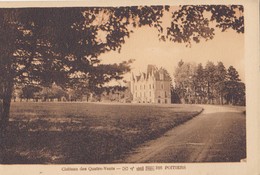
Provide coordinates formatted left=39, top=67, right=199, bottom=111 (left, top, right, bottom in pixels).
left=2, top=129, right=144, bottom=164
left=2, top=105, right=203, bottom=164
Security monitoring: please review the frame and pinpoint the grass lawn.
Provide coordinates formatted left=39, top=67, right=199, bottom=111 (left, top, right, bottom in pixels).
left=3, top=102, right=202, bottom=164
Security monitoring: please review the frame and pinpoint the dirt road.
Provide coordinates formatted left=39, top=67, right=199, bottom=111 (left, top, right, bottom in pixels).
left=119, top=105, right=246, bottom=163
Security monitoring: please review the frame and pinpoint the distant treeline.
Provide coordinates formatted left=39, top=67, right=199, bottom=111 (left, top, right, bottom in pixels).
left=12, top=83, right=127, bottom=102
left=13, top=83, right=76, bottom=102
left=171, top=60, right=245, bottom=106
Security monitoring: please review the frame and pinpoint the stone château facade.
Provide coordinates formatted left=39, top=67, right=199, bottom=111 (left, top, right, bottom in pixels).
left=130, top=65, right=171, bottom=104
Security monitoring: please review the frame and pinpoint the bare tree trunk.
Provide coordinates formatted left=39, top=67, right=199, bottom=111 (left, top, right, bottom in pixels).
left=0, top=83, right=13, bottom=132
left=207, top=82, right=210, bottom=104
left=221, top=93, right=224, bottom=105
left=0, top=100, right=3, bottom=164
left=0, top=94, right=12, bottom=133
left=0, top=82, right=13, bottom=163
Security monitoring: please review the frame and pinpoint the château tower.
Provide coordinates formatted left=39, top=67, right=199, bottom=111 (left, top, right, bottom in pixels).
left=130, top=65, right=171, bottom=104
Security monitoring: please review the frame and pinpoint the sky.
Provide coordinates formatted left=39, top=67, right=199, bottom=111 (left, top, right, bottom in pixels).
left=99, top=9, right=245, bottom=84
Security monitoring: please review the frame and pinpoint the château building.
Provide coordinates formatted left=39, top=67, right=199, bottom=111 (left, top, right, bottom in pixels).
left=130, top=65, right=171, bottom=104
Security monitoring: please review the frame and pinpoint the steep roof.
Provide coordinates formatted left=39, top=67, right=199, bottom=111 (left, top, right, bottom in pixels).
left=147, top=65, right=158, bottom=76
left=133, top=65, right=171, bottom=82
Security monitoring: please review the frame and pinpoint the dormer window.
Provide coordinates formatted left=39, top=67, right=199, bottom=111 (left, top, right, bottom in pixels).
left=159, top=72, right=164, bottom=80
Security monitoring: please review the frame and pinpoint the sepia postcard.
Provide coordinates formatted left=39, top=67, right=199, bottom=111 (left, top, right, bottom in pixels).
left=0, top=0, right=259, bottom=175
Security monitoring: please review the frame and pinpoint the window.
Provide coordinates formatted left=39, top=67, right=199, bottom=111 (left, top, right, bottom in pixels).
left=161, top=83, right=164, bottom=89
left=158, top=99, right=161, bottom=103
left=165, top=99, right=167, bottom=103
left=165, top=91, right=167, bottom=97
left=144, top=85, right=145, bottom=90
left=140, top=85, right=142, bottom=90
left=136, top=92, right=137, bottom=97
left=153, top=84, right=154, bottom=89
left=149, top=84, right=151, bottom=89
left=149, top=91, right=151, bottom=97
left=159, top=73, right=163, bottom=80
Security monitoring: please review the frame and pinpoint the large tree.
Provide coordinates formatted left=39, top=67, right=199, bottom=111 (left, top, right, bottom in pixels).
left=173, top=60, right=197, bottom=103
left=204, top=61, right=217, bottom=104
left=20, top=85, right=42, bottom=102
left=193, top=63, right=207, bottom=104
left=225, top=66, right=245, bottom=105
left=0, top=5, right=244, bottom=146
left=214, top=62, right=227, bottom=104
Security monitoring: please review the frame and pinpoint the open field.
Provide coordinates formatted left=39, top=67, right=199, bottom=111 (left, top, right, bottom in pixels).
left=3, top=102, right=202, bottom=164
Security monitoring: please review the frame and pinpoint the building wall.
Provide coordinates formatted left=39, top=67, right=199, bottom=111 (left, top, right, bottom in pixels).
left=132, top=79, right=156, bottom=103
left=131, top=72, right=171, bottom=104
left=154, top=81, right=171, bottom=104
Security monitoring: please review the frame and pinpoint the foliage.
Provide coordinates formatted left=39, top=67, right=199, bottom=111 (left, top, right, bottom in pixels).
left=224, top=66, right=245, bottom=105
left=166, top=5, right=244, bottom=46
left=173, top=60, right=197, bottom=103
left=172, top=60, right=245, bottom=105
left=20, top=85, right=42, bottom=101
left=39, top=84, right=68, bottom=101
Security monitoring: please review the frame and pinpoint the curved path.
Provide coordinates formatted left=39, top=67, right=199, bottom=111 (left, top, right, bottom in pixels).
left=119, top=105, right=246, bottom=163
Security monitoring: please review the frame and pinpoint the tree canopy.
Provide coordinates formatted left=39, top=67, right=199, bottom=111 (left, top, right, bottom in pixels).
left=173, top=60, right=245, bottom=105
